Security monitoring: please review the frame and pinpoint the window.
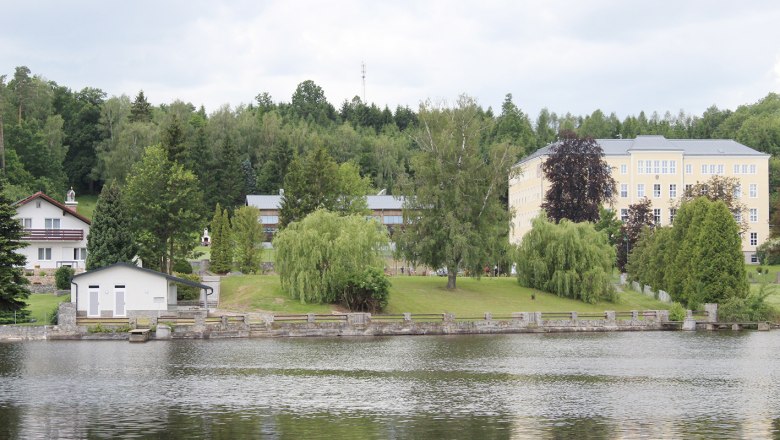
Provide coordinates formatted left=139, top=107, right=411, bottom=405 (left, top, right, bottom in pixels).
left=750, top=164, right=756, bottom=174
left=44, top=218, right=61, bottom=229
left=669, top=208, right=677, bottom=224
left=686, top=164, right=692, bottom=174
left=734, top=211, right=742, bottom=223
left=263, top=227, right=277, bottom=235
left=750, top=209, right=758, bottom=223
left=620, top=164, right=627, bottom=174
left=260, top=215, right=279, bottom=224
left=74, top=248, right=87, bottom=261
left=653, top=160, right=660, bottom=174
left=383, top=215, right=403, bottom=225
left=670, top=160, right=677, bottom=174
left=620, top=209, right=628, bottom=222
left=653, top=208, right=661, bottom=225
left=734, top=185, right=741, bottom=199
left=653, top=184, right=661, bottom=198
left=637, top=184, right=645, bottom=198
left=701, top=164, right=707, bottom=174
left=38, top=248, right=52, bottom=261
left=645, top=161, right=652, bottom=174
left=709, top=164, right=717, bottom=174
left=669, top=184, right=677, bottom=198
left=19, top=218, right=32, bottom=229
left=620, top=184, right=628, bottom=198
left=734, top=164, right=740, bottom=174
left=717, top=164, right=724, bottom=175
left=751, top=254, right=758, bottom=263
left=685, top=184, right=693, bottom=193
left=750, top=232, right=758, bottom=246
left=750, top=184, right=757, bottom=198
left=637, top=161, right=644, bottom=174
left=661, top=160, right=668, bottom=174
left=742, top=164, right=749, bottom=174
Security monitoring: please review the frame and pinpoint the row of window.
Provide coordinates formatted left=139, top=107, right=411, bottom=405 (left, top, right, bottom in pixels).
left=636, top=160, right=677, bottom=175
left=621, top=183, right=758, bottom=199
left=259, top=214, right=404, bottom=225
left=18, top=218, right=62, bottom=229
left=37, top=247, right=86, bottom=261
left=627, top=162, right=758, bottom=176
left=619, top=208, right=761, bottom=226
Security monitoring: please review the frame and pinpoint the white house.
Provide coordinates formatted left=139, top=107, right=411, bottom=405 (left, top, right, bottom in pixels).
left=13, top=191, right=91, bottom=269
left=70, top=263, right=214, bottom=318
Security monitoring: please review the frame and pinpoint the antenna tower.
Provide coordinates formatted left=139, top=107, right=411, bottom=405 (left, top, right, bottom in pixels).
left=361, top=61, right=366, bottom=102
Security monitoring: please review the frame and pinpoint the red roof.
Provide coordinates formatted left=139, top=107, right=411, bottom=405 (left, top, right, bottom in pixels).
left=13, top=191, right=92, bottom=225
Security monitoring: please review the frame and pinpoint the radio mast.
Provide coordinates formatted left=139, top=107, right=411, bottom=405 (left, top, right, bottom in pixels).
left=361, top=61, right=366, bottom=102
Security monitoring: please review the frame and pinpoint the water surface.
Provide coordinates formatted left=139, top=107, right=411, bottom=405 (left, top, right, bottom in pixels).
left=1, top=331, right=779, bottom=439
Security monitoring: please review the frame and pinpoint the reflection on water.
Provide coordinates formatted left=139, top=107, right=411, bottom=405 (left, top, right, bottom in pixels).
left=1, top=332, right=780, bottom=438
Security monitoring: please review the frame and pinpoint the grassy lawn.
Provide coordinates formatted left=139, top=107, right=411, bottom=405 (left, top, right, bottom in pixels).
left=22, top=293, right=70, bottom=325
left=75, top=194, right=98, bottom=220
left=219, top=274, right=669, bottom=315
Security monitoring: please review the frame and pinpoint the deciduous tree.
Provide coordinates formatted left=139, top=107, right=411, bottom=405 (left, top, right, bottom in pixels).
left=396, top=95, right=519, bottom=289
left=540, top=131, right=616, bottom=223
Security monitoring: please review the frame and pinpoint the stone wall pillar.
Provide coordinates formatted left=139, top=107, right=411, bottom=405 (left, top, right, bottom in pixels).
left=347, top=313, right=370, bottom=326
left=605, top=311, right=616, bottom=322
left=193, top=312, right=206, bottom=332
left=484, top=312, right=492, bottom=321
left=57, top=302, right=77, bottom=332
left=403, top=313, right=412, bottom=322
left=657, top=310, right=669, bottom=322
left=570, top=311, right=578, bottom=321
left=704, top=303, right=718, bottom=322
left=443, top=313, right=455, bottom=323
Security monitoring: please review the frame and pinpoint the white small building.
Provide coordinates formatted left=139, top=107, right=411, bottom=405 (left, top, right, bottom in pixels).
left=71, top=263, right=213, bottom=318
left=13, top=191, right=91, bottom=269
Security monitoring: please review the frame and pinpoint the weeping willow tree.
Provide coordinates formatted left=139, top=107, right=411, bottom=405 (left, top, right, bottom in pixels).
left=273, top=209, right=389, bottom=304
left=515, top=214, right=616, bottom=304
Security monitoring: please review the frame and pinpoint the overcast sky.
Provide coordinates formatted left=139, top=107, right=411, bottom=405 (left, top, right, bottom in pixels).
left=2, top=1, right=779, bottom=119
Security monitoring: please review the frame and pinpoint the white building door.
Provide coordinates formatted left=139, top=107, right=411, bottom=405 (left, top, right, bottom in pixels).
left=114, top=285, right=126, bottom=317
left=88, top=285, right=99, bottom=317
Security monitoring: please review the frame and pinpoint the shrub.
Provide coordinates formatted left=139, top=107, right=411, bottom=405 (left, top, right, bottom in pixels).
left=172, top=259, right=193, bottom=274
left=175, top=272, right=202, bottom=300
left=48, top=304, right=60, bottom=325
left=55, top=266, right=75, bottom=290
left=340, top=267, right=391, bottom=313
left=668, top=302, right=687, bottom=322
left=718, top=285, right=777, bottom=322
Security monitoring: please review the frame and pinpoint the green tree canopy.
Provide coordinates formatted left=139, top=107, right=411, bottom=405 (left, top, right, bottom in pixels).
left=396, top=95, right=519, bottom=289
left=124, top=144, right=204, bottom=273
left=208, top=204, right=232, bottom=274
left=273, top=209, right=389, bottom=304
left=0, top=178, right=29, bottom=310
left=231, top=205, right=264, bottom=274
left=515, top=214, right=616, bottom=304
left=86, top=180, right=137, bottom=270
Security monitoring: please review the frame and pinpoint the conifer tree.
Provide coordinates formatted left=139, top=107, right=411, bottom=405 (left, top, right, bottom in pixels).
left=0, top=178, right=29, bottom=311
left=208, top=204, right=232, bottom=274
left=86, top=180, right=137, bottom=270
left=231, top=206, right=263, bottom=274
left=213, top=136, right=244, bottom=210
left=129, top=90, right=152, bottom=123
left=693, top=200, right=748, bottom=304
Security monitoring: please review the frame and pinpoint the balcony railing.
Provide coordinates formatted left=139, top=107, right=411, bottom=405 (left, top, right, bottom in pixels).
left=22, top=229, right=84, bottom=241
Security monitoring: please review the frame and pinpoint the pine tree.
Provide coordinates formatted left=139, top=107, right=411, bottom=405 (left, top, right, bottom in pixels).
left=0, top=177, right=30, bottom=310
left=213, top=137, right=244, bottom=210
left=209, top=204, right=232, bottom=274
left=129, top=90, right=152, bottom=123
left=86, top=180, right=137, bottom=270
left=232, top=206, right=263, bottom=274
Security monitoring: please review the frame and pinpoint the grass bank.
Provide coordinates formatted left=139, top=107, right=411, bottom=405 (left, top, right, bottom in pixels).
left=22, top=293, right=70, bottom=325
left=219, top=274, right=669, bottom=315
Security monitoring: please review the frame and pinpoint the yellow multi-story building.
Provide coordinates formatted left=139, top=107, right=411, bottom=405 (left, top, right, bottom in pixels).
left=509, top=135, right=770, bottom=263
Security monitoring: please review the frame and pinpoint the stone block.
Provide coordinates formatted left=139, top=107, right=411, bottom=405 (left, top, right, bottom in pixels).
left=704, top=303, right=718, bottom=323
left=156, top=324, right=171, bottom=339
left=682, top=318, right=696, bottom=331
left=484, top=312, right=492, bottom=321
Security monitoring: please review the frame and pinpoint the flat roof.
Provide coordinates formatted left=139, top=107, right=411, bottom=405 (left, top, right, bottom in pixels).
left=246, top=194, right=404, bottom=211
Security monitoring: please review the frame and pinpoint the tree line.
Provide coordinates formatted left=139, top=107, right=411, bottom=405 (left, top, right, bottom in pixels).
left=2, top=65, right=780, bottom=218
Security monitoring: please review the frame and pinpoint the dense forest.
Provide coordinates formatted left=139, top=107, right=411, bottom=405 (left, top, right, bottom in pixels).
left=1, top=65, right=779, bottom=215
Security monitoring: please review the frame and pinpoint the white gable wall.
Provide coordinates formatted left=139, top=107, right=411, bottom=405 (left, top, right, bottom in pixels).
left=14, top=198, right=90, bottom=269
left=72, top=265, right=171, bottom=317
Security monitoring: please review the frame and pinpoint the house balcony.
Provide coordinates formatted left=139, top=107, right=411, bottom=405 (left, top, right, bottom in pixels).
left=22, top=229, right=84, bottom=241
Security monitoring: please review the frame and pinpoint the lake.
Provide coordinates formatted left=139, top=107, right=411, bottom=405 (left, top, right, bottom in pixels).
left=1, top=331, right=780, bottom=439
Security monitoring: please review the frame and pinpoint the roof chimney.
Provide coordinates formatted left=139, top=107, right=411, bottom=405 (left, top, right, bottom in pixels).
left=65, top=187, right=78, bottom=212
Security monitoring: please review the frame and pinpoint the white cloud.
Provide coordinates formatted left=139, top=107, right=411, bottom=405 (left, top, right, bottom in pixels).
left=1, top=0, right=779, bottom=118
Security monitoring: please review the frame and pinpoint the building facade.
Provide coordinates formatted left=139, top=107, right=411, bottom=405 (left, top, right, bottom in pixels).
left=245, top=194, right=405, bottom=241
left=509, top=135, right=770, bottom=263
left=13, top=191, right=91, bottom=269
